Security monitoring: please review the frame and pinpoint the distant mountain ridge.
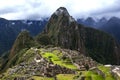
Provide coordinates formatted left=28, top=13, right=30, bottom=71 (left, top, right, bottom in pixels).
left=0, top=18, right=47, bottom=55
left=100, top=17, right=120, bottom=43
left=77, top=17, right=120, bottom=43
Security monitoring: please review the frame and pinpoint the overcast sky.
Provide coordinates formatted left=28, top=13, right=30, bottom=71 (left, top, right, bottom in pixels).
left=0, top=0, right=119, bottom=20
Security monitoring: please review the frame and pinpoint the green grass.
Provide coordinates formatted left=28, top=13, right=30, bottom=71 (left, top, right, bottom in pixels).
left=40, top=52, right=77, bottom=69
left=77, top=65, right=116, bottom=80
left=1, top=73, right=25, bottom=80
left=82, top=71, right=95, bottom=76
left=79, top=71, right=104, bottom=80
left=98, top=65, right=115, bottom=80
left=98, top=65, right=110, bottom=74
left=85, top=76, right=92, bottom=80
left=91, top=75, right=104, bottom=80
left=56, top=74, right=75, bottom=80
left=52, top=50, right=61, bottom=54
left=105, top=77, right=115, bottom=80
left=42, top=52, right=60, bottom=61
left=32, top=76, right=54, bottom=80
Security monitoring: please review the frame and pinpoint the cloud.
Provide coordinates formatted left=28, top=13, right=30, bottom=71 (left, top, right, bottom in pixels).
left=91, top=0, right=120, bottom=18
left=0, top=0, right=119, bottom=20
left=0, top=8, right=17, bottom=15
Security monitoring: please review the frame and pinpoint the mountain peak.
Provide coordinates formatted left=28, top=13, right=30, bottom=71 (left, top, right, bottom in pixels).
left=9, top=30, right=34, bottom=59
left=44, top=7, right=76, bottom=34
left=85, top=17, right=95, bottom=22
left=99, top=17, right=107, bottom=22
left=109, top=17, right=120, bottom=22
left=54, top=7, right=69, bottom=16
left=41, top=7, right=120, bottom=64
left=0, top=17, right=8, bottom=23
left=58, top=7, right=67, bottom=11
left=54, top=7, right=75, bottom=23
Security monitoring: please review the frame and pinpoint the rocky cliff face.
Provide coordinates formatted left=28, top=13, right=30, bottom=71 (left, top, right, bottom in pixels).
left=40, top=7, right=120, bottom=64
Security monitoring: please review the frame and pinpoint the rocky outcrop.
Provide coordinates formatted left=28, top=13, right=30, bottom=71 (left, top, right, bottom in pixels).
left=90, top=67, right=105, bottom=78
left=111, top=66, right=120, bottom=79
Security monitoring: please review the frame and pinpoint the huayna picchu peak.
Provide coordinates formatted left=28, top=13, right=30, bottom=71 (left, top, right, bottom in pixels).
left=41, top=7, right=120, bottom=65
left=0, top=7, right=120, bottom=80
left=54, top=7, right=69, bottom=16
left=54, top=7, right=75, bottom=23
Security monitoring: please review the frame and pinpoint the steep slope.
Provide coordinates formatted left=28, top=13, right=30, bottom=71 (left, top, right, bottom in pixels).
left=41, top=7, right=85, bottom=54
left=39, top=7, right=120, bottom=64
left=0, top=18, right=16, bottom=55
left=77, top=17, right=120, bottom=43
left=9, top=30, right=35, bottom=59
left=83, top=27, right=120, bottom=64
left=0, top=30, right=36, bottom=72
left=99, top=17, right=120, bottom=43
left=0, top=19, right=47, bottom=55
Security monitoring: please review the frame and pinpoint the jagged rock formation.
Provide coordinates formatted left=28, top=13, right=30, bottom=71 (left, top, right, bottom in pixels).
left=39, top=7, right=120, bottom=64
